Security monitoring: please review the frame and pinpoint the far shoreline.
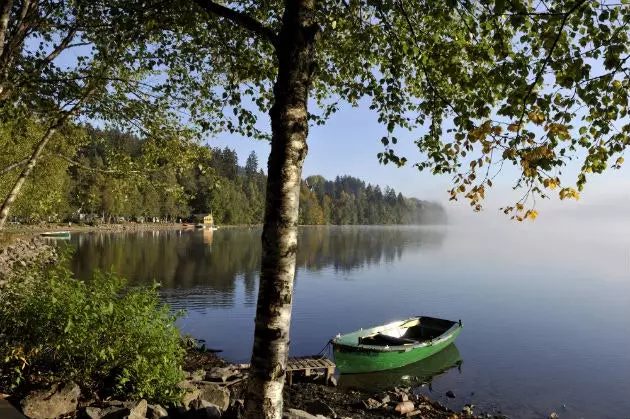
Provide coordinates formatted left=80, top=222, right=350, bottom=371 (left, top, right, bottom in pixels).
left=2, top=221, right=447, bottom=237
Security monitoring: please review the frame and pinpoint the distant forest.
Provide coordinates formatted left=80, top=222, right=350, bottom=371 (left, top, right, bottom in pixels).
left=5, top=127, right=447, bottom=225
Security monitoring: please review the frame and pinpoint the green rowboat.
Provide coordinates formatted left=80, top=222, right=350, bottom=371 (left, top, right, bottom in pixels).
left=338, top=343, right=462, bottom=391
left=331, top=316, right=462, bottom=374
left=40, top=231, right=71, bottom=239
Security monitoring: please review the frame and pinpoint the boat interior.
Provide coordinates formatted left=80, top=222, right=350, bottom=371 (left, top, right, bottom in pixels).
left=358, top=317, right=457, bottom=346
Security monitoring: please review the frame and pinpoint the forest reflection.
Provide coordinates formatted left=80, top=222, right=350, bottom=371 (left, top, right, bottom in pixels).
left=70, top=226, right=446, bottom=309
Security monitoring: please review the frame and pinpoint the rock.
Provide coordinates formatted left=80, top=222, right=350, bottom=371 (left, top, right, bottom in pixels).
left=195, top=381, right=230, bottom=411
left=445, top=390, right=456, bottom=399
left=305, top=400, right=336, bottom=418
left=205, top=366, right=239, bottom=383
left=327, top=375, right=337, bottom=387
left=21, top=381, right=81, bottom=419
left=83, top=406, right=104, bottom=419
left=283, top=408, right=328, bottom=419
left=186, top=369, right=206, bottom=381
left=147, top=404, right=169, bottom=419
left=99, top=405, right=129, bottom=419
left=399, top=393, right=409, bottom=402
left=394, top=401, right=414, bottom=415
left=361, top=398, right=381, bottom=410
left=549, top=413, right=559, bottom=419
left=379, top=395, right=391, bottom=405
left=125, top=399, right=147, bottom=418
left=178, top=380, right=202, bottom=408
left=462, top=405, right=472, bottom=416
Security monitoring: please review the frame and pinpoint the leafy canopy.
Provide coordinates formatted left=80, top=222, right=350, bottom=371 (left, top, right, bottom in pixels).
left=129, top=0, right=629, bottom=220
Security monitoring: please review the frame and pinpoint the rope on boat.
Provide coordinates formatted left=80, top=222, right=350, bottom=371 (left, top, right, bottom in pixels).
left=316, top=340, right=333, bottom=360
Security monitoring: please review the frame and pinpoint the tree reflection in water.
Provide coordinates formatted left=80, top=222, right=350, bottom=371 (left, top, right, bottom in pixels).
left=70, top=226, right=446, bottom=310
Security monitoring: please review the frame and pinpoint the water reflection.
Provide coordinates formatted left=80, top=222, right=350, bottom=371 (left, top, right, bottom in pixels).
left=71, top=226, right=447, bottom=309
left=338, top=344, right=462, bottom=392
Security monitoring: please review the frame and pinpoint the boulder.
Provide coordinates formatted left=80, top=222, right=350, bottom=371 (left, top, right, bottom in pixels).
left=21, top=381, right=81, bottom=419
left=178, top=380, right=202, bottom=408
left=83, top=406, right=104, bottom=419
left=147, top=404, right=169, bottom=419
left=186, top=369, right=206, bottom=382
left=195, top=381, right=230, bottom=411
left=445, top=390, right=456, bottom=399
left=305, top=400, right=336, bottom=418
left=125, top=399, right=147, bottom=418
left=205, top=366, right=240, bottom=383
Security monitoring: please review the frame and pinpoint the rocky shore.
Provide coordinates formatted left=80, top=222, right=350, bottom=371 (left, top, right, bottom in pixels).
left=2, top=349, right=481, bottom=419
left=0, top=236, right=58, bottom=287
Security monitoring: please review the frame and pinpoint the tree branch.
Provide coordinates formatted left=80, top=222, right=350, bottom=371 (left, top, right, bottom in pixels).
left=515, top=0, right=588, bottom=136
left=0, top=157, right=29, bottom=175
left=42, top=26, right=78, bottom=64
left=49, top=153, right=140, bottom=174
left=192, top=0, right=278, bottom=48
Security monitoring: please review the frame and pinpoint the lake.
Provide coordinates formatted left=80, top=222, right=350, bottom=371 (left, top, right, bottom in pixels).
left=69, top=223, right=630, bottom=418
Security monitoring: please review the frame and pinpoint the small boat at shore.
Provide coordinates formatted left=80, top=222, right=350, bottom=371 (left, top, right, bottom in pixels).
left=40, top=231, right=71, bottom=239
left=331, top=316, right=462, bottom=374
left=338, top=342, right=462, bottom=391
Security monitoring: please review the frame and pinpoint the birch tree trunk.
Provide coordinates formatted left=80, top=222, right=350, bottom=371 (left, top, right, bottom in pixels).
left=243, top=1, right=318, bottom=418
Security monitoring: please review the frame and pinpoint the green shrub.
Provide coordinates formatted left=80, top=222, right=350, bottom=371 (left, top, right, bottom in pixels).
left=0, top=259, right=185, bottom=404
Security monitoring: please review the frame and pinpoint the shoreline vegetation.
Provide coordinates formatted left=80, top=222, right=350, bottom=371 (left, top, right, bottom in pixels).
left=0, top=236, right=521, bottom=419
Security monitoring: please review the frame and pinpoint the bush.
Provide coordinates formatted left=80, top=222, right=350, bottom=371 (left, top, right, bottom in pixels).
left=0, top=259, right=185, bottom=404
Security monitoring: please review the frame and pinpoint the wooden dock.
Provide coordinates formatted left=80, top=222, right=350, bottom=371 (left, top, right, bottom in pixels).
left=286, top=355, right=335, bottom=385
left=237, top=355, right=336, bottom=385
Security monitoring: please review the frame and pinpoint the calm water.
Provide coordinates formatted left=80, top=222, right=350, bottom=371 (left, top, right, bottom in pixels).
left=69, top=224, right=630, bottom=418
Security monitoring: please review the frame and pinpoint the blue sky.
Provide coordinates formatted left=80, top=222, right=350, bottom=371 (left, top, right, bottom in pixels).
left=208, top=100, right=630, bottom=218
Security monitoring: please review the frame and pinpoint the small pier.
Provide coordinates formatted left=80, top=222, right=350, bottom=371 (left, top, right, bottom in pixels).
left=237, top=355, right=336, bottom=385
left=286, top=355, right=336, bottom=385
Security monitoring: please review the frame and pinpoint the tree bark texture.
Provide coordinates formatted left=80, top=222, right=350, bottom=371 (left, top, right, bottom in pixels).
left=244, top=1, right=318, bottom=418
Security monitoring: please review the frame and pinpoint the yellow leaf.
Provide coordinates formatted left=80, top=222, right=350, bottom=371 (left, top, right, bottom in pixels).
left=616, top=157, right=624, bottom=165
left=528, top=210, right=538, bottom=220
left=507, top=123, right=520, bottom=132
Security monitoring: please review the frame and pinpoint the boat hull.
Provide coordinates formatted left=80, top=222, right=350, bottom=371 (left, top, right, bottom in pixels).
left=332, top=317, right=462, bottom=374
left=40, top=231, right=71, bottom=239
left=338, top=343, right=461, bottom=391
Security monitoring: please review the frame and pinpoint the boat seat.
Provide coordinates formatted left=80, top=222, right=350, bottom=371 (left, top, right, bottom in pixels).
left=359, top=333, right=418, bottom=346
